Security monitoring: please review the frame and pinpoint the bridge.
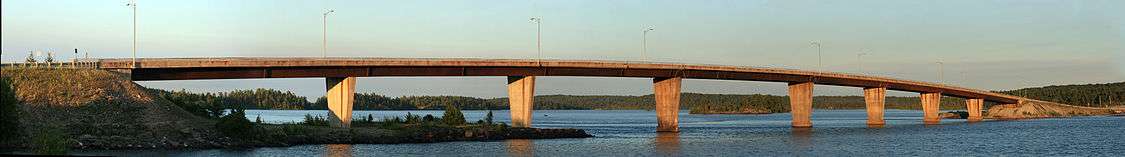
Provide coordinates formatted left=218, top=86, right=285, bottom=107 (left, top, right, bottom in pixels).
left=98, top=57, right=1022, bottom=132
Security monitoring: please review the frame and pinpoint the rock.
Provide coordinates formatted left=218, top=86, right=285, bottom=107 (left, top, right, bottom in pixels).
left=940, top=111, right=968, bottom=119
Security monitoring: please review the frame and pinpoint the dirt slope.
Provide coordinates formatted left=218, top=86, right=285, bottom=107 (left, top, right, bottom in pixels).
left=2, top=68, right=224, bottom=149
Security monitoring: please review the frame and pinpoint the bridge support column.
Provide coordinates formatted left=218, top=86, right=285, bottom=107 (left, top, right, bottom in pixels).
left=654, top=77, right=682, bottom=132
left=508, top=76, right=536, bottom=128
left=864, top=87, right=886, bottom=126
left=921, top=92, right=942, bottom=124
left=326, top=77, right=356, bottom=128
left=966, top=98, right=984, bottom=122
left=789, top=82, right=814, bottom=128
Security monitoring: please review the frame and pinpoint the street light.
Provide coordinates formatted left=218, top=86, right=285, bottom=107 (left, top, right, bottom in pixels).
left=810, top=41, right=822, bottom=72
left=323, top=9, right=335, bottom=58
left=857, top=49, right=869, bottom=74
left=642, top=26, right=655, bottom=61
left=126, top=0, right=137, bottom=68
left=935, top=60, right=944, bottom=85
left=529, top=17, right=542, bottom=64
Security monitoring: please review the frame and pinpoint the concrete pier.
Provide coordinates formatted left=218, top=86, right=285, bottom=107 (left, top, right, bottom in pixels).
left=921, top=92, right=942, bottom=124
left=966, top=98, right=984, bottom=122
left=326, top=77, right=356, bottom=128
left=654, top=77, right=682, bottom=132
left=508, top=76, right=536, bottom=128
left=864, top=87, right=887, bottom=125
left=789, top=82, right=814, bottom=128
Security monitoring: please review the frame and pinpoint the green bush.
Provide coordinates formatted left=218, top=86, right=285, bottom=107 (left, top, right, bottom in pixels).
left=422, top=114, right=436, bottom=123
left=404, top=112, right=422, bottom=124
left=302, top=114, right=330, bottom=126
left=215, top=110, right=256, bottom=139
left=0, top=77, right=22, bottom=143
left=31, top=128, right=68, bottom=155
left=442, top=104, right=465, bottom=126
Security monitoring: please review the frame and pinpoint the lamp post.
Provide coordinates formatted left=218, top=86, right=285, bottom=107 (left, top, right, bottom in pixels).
left=642, top=26, right=655, bottom=61
left=936, top=60, right=944, bottom=85
left=810, top=41, right=822, bottom=72
left=857, top=49, right=869, bottom=74
left=529, top=17, right=542, bottom=64
left=323, top=9, right=335, bottom=58
left=126, top=0, right=137, bottom=68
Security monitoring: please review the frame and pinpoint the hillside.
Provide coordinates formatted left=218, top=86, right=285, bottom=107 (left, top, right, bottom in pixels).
left=999, top=82, right=1125, bottom=108
left=1, top=68, right=225, bottom=149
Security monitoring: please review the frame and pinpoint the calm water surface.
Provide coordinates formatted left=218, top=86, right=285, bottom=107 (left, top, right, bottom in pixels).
left=79, top=109, right=1124, bottom=156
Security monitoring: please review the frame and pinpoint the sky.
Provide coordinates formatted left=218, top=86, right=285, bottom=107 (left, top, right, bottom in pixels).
left=2, top=0, right=1123, bottom=99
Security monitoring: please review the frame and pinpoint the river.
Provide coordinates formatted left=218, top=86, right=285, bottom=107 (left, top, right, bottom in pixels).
left=78, top=109, right=1124, bottom=156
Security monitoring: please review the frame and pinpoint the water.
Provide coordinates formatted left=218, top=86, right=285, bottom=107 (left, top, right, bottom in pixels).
left=78, top=109, right=1124, bottom=156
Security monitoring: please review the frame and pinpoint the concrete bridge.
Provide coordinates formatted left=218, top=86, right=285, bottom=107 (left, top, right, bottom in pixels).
left=99, top=57, right=1021, bottom=132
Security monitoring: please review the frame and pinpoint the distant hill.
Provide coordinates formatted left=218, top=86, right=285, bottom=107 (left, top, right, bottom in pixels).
left=998, top=82, right=1125, bottom=108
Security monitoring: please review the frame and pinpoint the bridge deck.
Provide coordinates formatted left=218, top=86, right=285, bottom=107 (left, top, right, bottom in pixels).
left=97, top=57, right=1021, bottom=104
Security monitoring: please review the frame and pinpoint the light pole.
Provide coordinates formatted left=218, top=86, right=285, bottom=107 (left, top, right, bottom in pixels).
left=529, top=17, right=542, bottom=64
left=810, top=41, right=822, bottom=72
left=936, top=60, right=944, bottom=85
left=126, top=0, right=137, bottom=68
left=322, top=9, right=335, bottom=58
left=642, top=26, right=655, bottom=61
left=857, top=49, right=869, bottom=74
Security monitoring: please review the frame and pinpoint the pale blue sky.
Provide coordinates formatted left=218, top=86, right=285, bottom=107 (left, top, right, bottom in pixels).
left=2, top=0, right=1123, bottom=99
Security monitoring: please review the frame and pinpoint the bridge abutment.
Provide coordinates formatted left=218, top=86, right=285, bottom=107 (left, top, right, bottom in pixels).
left=966, top=98, right=984, bottom=122
left=508, top=76, right=536, bottom=128
left=921, top=92, right=942, bottom=124
left=326, top=77, right=356, bottom=128
left=864, top=87, right=887, bottom=126
left=789, top=82, right=814, bottom=128
left=654, top=77, right=682, bottom=132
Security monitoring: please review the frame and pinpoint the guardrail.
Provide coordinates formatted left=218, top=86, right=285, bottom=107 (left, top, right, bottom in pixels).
left=0, top=59, right=100, bottom=69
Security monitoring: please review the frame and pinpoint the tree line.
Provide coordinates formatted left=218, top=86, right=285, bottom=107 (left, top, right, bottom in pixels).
left=998, top=81, right=1125, bottom=107
left=150, top=88, right=978, bottom=114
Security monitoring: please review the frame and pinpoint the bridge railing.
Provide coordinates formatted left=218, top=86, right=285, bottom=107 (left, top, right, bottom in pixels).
left=0, top=59, right=101, bottom=69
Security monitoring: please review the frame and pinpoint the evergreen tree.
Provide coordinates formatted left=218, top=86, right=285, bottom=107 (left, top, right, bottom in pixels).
left=442, top=104, right=465, bottom=125
left=484, top=110, right=494, bottom=125
left=1, top=78, right=23, bottom=143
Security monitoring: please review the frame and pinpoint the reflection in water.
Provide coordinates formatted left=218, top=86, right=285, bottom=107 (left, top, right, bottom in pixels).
left=654, top=132, right=681, bottom=157
left=506, top=139, right=535, bottom=157
left=867, top=124, right=886, bottom=128
left=791, top=127, right=813, bottom=153
left=324, top=144, right=353, bottom=157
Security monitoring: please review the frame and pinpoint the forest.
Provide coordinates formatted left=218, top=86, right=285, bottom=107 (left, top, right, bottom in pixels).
left=150, top=81, right=1125, bottom=114
left=151, top=88, right=965, bottom=113
left=998, top=82, right=1125, bottom=107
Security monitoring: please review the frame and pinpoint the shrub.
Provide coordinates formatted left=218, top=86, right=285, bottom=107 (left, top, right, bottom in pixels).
left=31, top=127, right=68, bottom=155
left=380, top=116, right=404, bottom=129
left=442, top=104, right=466, bottom=126
left=0, top=77, right=22, bottom=143
left=404, top=112, right=422, bottom=124
left=215, top=110, right=256, bottom=139
left=302, top=114, right=330, bottom=126
left=422, top=114, right=436, bottom=123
